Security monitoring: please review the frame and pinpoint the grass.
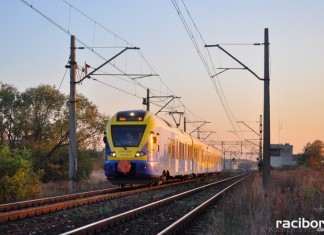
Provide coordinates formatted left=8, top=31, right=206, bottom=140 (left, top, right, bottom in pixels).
left=39, top=170, right=114, bottom=198
left=202, top=167, right=324, bottom=235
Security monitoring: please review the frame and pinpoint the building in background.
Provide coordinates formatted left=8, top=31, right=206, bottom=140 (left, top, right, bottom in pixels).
left=270, top=143, right=298, bottom=168
left=224, top=159, right=239, bottom=170
left=224, top=158, right=256, bottom=171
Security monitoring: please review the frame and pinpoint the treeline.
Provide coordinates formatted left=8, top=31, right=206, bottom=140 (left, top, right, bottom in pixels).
left=298, top=140, right=324, bottom=167
left=0, top=83, right=109, bottom=201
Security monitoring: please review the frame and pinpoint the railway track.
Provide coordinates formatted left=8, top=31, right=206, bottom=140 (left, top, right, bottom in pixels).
left=0, top=178, right=192, bottom=223
left=0, top=187, right=122, bottom=213
left=0, top=185, right=139, bottom=223
left=62, top=174, right=250, bottom=235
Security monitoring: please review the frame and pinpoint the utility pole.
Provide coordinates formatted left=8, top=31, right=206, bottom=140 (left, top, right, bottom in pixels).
left=205, top=28, right=271, bottom=188
left=143, top=89, right=181, bottom=115
left=69, top=35, right=78, bottom=193
left=142, top=88, right=150, bottom=111
left=67, top=38, right=141, bottom=193
left=146, top=89, right=150, bottom=111
left=222, top=141, right=225, bottom=170
left=188, top=121, right=210, bottom=139
left=259, top=115, right=263, bottom=163
left=237, top=117, right=263, bottom=166
left=263, top=28, right=270, bottom=188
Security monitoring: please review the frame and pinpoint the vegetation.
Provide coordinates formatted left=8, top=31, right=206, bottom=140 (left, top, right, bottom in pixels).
left=199, top=141, right=323, bottom=234
left=299, top=140, right=324, bottom=167
left=203, top=168, right=324, bottom=234
left=0, top=83, right=108, bottom=152
left=0, top=146, right=43, bottom=202
left=0, top=83, right=109, bottom=202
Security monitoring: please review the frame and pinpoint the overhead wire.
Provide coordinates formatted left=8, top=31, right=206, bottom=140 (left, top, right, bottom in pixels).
left=19, top=0, right=166, bottom=97
left=19, top=0, right=211, bottom=136
left=171, top=0, right=241, bottom=140
left=181, top=0, right=238, bottom=130
left=61, top=0, right=179, bottom=103
left=66, top=0, right=189, bottom=111
left=90, top=78, right=142, bottom=99
left=58, top=67, right=69, bottom=91
left=61, top=0, right=171, bottom=97
left=19, top=0, right=148, bottom=95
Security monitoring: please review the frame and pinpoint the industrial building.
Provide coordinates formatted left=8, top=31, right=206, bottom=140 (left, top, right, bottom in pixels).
left=270, top=143, right=298, bottom=168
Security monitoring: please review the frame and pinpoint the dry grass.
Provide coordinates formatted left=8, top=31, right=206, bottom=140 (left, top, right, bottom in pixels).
left=39, top=170, right=114, bottom=198
left=203, top=168, right=324, bottom=235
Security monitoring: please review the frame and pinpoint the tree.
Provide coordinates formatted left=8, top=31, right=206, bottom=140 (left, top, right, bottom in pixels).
left=20, top=84, right=66, bottom=149
left=299, top=140, right=324, bottom=167
left=0, top=146, right=43, bottom=202
left=75, top=93, right=107, bottom=149
left=0, top=83, right=25, bottom=148
left=0, top=83, right=109, bottom=181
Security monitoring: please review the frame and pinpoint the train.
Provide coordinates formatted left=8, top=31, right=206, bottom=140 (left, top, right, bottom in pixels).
left=103, top=110, right=223, bottom=185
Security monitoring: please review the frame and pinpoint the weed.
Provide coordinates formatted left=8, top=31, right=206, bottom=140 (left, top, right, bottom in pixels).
left=205, top=168, right=324, bottom=234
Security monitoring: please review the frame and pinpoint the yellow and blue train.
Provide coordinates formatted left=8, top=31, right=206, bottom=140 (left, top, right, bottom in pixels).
left=103, top=110, right=222, bottom=185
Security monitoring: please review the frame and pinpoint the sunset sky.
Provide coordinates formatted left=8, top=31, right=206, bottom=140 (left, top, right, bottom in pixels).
left=1, top=0, right=323, bottom=155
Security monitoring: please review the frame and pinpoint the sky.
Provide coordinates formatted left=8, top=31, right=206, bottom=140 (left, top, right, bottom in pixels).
left=0, top=0, right=323, bottom=155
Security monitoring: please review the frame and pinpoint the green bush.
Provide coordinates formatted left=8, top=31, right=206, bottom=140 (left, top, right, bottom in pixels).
left=31, top=147, right=69, bottom=182
left=31, top=146, right=104, bottom=182
left=77, top=150, right=104, bottom=180
left=0, top=146, right=43, bottom=202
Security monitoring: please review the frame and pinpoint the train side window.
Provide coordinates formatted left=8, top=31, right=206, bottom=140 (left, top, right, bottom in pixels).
left=168, top=139, right=172, bottom=154
left=188, top=145, right=193, bottom=159
left=181, top=142, right=185, bottom=159
left=194, top=147, right=198, bottom=160
left=178, top=142, right=182, bottom=159
left=168, top=139, right=175, bottom=157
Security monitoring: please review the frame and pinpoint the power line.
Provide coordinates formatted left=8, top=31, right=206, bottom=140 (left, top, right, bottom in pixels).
left=58, top=67, right=69, bottom=91
left=59, top=1, right=187, bottom=113
left=171, top=0, right=241, bottom=140
left=18, top=0, right=148, bottom=92
left=19, top=0, right=215, bottom=136
left=90, top=78, right=142, bottom=99
left=62, top=0, right=135, bottom=47
left=61, top=0, right=177, bottom=100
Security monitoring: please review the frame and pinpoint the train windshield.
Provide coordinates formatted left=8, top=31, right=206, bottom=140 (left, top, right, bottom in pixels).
left=111, top=125, right=146, bottom=147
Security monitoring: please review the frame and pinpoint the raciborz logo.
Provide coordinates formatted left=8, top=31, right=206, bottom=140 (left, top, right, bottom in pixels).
left=276, top=218, right=324, bottom=232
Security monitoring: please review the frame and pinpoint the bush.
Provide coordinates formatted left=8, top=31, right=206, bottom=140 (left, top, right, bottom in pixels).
left=33, top=147, right=69, bottom=182
left=32, top=146, right=104, bottom=182
left=77, top=149, right=104, bottom=180
left=0, top=146, right=43, bottom=202
left=203, top=169, right=324, bottom=234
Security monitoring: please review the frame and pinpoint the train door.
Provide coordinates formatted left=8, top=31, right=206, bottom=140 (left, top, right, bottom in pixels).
left=175, top=139, right=179, bottom=174
left=184, top=142, right=188, bottom=173
left=147, top=131, right=160, bottom=162
left=193, top=146, right=197, bottom=174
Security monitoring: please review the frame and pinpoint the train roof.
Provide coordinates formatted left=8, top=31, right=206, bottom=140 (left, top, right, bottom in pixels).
left=110, top=110, right=220, bottom=152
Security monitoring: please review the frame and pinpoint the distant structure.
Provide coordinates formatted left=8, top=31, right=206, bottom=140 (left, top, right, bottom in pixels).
left=270, top=143, right=298, bottom=168
left=224, top=158, right=257, bottom=171
left=224, top=159, right=239, bottom=170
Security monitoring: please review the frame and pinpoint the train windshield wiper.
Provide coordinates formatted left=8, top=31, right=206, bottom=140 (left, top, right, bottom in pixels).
left=115, top=136, right=127, bottom=150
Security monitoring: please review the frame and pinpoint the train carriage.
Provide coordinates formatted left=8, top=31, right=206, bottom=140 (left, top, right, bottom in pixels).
left=103, top=110, right=222, bottom=185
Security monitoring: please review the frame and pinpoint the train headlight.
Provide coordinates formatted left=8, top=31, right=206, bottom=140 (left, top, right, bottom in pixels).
left=109, top=152, right=116, bottom=157
left=139, top=165, right=147, bottom=171
left=135, top=151, right=145, bottom=157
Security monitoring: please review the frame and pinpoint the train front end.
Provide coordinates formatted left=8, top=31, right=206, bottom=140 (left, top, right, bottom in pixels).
left=104, top=110, right=155, bottom=185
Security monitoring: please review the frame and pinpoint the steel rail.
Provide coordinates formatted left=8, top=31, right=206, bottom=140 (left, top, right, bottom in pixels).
left=0, top=179, right=194, bottom=223
left=158, top=174, right=251, bottom=234
left=61, top=174, right=247, bottom=235
left=0, top=187, right=121, bottom=212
